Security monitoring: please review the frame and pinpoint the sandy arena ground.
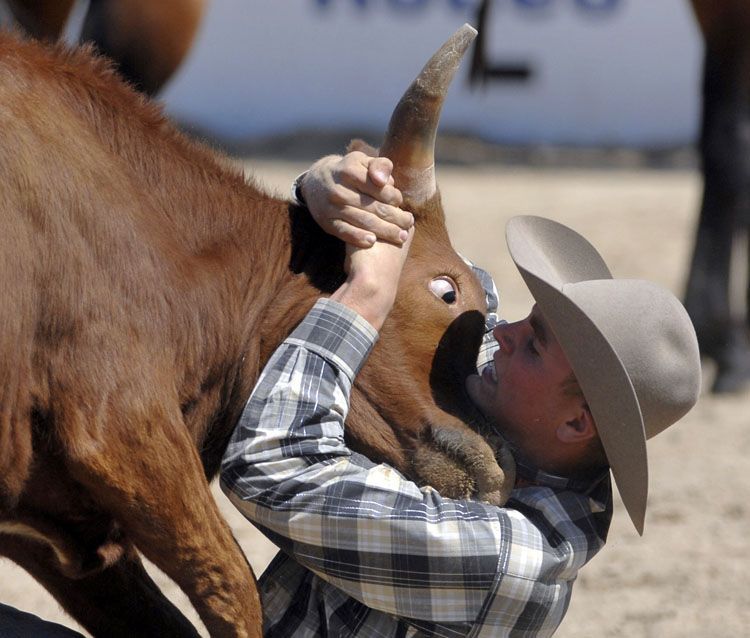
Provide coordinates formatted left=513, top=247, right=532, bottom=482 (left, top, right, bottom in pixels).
left=1, top=158, right=748, bottom=637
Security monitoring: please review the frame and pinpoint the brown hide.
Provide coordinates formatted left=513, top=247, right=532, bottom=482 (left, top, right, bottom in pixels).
left=0, top=27, right=507, bottom=637
left=0, top=34, right=266, bottom=638
left=4, top=0, right=206, bottom=94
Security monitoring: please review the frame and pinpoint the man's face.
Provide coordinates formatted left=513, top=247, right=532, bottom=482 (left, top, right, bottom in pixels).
left=466, top=305, right=580, bottom=451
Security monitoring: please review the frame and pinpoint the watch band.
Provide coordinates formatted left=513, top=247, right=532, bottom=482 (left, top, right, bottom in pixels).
left=290, top=171, right=308, bottom=207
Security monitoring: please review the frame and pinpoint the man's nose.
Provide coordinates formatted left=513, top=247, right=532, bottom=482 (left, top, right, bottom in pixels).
left=493, top=322, right=516, bottom=354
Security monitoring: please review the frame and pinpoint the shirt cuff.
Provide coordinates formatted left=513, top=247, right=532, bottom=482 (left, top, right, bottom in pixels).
left=286, top=298, right=379, bottom=381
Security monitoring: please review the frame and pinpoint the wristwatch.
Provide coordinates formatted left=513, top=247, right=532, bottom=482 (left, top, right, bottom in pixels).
left=290, top=171, right=308, bottom=207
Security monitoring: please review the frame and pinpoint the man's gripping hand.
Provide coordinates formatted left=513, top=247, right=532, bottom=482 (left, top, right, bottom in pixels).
left=300, top=149, right=414, bottom=248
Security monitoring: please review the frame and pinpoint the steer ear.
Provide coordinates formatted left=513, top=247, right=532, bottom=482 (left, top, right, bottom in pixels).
left=346, top=139, right=379, bottom=157
left=380, top=24, right=477, bottom=205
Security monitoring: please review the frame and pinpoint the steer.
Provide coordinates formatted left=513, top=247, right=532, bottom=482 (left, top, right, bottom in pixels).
left=0, top=24, right=511, bottom=637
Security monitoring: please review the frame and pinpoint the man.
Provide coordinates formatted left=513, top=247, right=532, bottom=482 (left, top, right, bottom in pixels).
left=220, top=152, right=701, bottom=636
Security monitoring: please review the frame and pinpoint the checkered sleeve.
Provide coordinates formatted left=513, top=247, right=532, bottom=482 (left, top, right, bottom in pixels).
left=220, top=297, right=599, bottom=634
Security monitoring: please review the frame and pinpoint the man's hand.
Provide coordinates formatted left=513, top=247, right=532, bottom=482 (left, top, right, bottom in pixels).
left=331, top=227, right=415, bottom=331
left=301, top=151, right=414, bottom=248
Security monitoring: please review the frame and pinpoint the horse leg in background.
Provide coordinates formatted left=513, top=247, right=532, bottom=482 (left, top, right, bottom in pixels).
left=4, top=0, right=76, bottom=40
left=1, top=537, right=200, bottom=638
left=63, top=400, right=261, bottom=638
left=81, top=0, right=207, bottom=95
left=684, top=36, right=750, bottom=393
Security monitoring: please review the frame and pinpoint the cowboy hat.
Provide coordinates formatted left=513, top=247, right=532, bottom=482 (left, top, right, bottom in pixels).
left=505, top=215, right=701, bottom=534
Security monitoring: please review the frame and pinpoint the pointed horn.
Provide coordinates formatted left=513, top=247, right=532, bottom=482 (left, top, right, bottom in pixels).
left=380, top=24, right=477, bottom=204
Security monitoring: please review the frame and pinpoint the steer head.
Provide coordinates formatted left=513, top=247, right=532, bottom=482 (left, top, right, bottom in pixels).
left=346, top=25, right=515, bottom=505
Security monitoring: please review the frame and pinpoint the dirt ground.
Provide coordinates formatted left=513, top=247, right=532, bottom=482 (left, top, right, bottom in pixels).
left=1, top=158, right=748, bottom=637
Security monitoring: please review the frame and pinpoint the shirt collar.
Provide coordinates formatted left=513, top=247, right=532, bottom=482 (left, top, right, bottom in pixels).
left=514, top=455, right=610, bottom=496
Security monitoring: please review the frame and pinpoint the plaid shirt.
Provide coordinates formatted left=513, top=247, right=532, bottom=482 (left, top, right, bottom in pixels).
left=221, top=266, right=612, bottom=637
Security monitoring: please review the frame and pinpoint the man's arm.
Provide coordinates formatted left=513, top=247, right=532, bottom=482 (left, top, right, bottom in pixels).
left=220, top=297, right=507, bottom=624
left=221, top=204, right=506, bottom=623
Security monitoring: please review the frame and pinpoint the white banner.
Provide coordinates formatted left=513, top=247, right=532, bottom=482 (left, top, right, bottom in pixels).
left=161, top=0, right=702, bottom=147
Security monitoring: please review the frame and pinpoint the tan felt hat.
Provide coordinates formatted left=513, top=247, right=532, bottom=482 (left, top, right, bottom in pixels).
left=505, top=216, right=701, bottom=534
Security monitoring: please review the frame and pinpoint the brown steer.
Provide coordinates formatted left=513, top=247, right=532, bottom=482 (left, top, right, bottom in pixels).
left=0, top=24, right=511, bottom=637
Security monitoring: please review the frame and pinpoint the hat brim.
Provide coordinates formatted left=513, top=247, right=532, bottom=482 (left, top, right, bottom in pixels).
left=505, top=216, right=648, bottom=535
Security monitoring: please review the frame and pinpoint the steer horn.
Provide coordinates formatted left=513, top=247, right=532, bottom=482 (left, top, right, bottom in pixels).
left=380, top=23, right=477, bottom=204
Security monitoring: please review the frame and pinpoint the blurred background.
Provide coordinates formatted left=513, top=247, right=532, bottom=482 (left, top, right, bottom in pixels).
left=2, top=1, right=749, bottom=637
left=161, top=0, right=702, bottom=153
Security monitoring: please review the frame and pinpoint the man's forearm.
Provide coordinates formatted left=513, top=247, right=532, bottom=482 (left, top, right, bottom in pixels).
left=330, top=278, right=393, bottom=331
left=221, top=299, right=375, bottom=499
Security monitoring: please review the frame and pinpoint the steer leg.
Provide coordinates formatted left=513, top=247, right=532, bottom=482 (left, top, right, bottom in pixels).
left=685, top=43, right=750, bottom=393
left=412, top=424, right=516, bottom=506
left=64, top=404, right=262, bottom=638
left=1, top=536, right=199, bottom=637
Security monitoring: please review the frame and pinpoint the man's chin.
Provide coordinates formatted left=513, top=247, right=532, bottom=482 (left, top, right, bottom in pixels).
left=465, top=374, right=497, bottom=426
left=464, top=376, right=506, bottom=432
left=465, top=374, right=483, bottom=409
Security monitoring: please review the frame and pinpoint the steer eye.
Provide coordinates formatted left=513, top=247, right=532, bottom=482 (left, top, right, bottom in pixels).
left=429, top=277, right=457, bottom=304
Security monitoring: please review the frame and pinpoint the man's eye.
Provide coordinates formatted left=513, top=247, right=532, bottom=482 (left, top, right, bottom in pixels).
left=527, top=339, right=539, bottom=356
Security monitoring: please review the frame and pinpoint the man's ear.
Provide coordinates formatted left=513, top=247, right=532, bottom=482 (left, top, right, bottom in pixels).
left=555, top=404, right=597, bottom=444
